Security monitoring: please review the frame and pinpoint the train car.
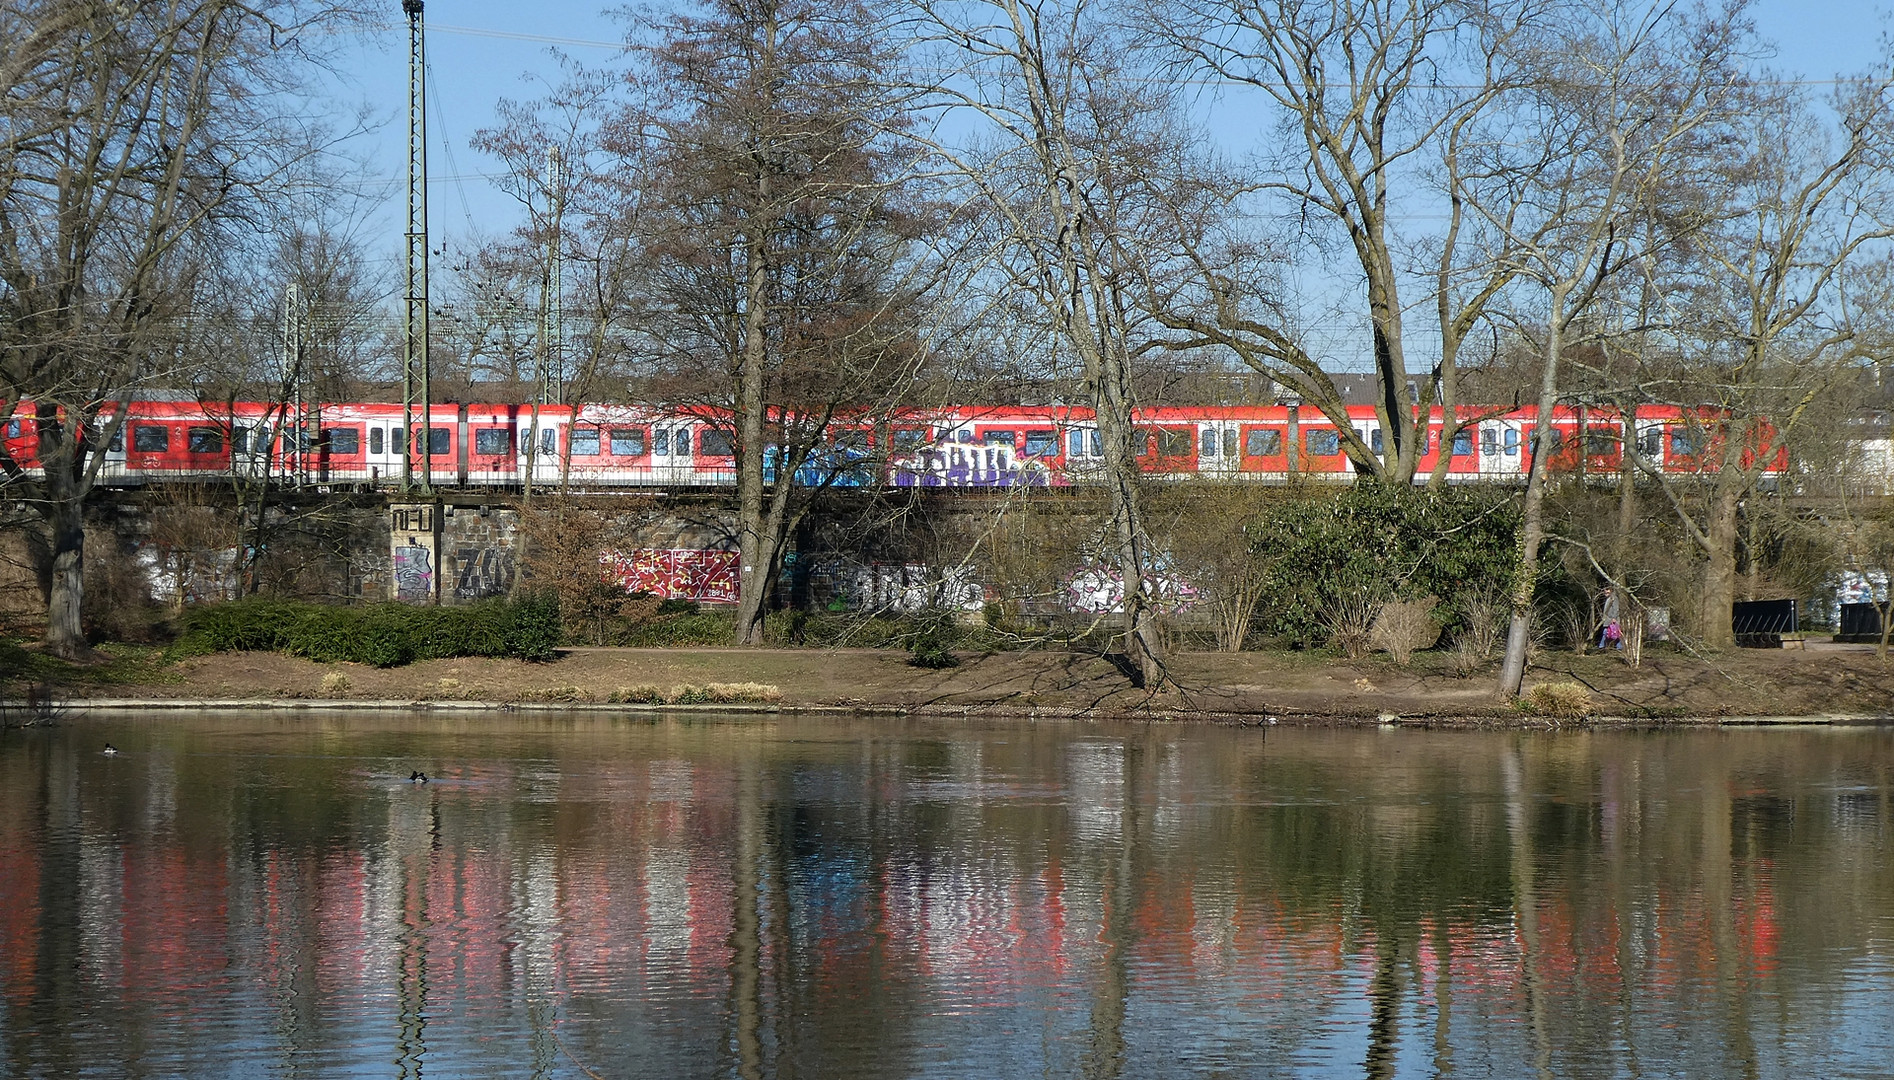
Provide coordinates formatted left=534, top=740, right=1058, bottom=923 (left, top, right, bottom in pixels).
left=4, top=394, right=1804, bottom=492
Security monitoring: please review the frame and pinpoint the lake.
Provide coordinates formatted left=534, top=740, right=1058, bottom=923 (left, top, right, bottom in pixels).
left=2, top=713, right=1891, bottom=1078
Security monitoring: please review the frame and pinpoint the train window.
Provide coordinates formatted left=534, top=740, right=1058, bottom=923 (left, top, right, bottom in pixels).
left=652, top=430, right=670, bottom=456
left=1223, top=429, right=1238, bottom=457
left=1024, top=430, right=1057, bottom=456
left=132, top=425, right=168, bottom=452
left=474, top=428, right=510, bottom=455
left=1639, top=428, right=1661, bottom=457
left=610, top=427, right=646, bottom=456
left=1157, top=428, right=1193, bottom=456
left=1370, top=428, right=1384, bottom=456
left=1452, top=429, right=1473, bottom=457
left=1480, top=428, right=1496, bottom=455
left=1669, top=429, right=1700, bottom=457
left=893, top=427, right=929, bottom=451
left=1068, top=431, right=1087, bottom=457
left=325, top=427, right=360, bottom=455
left=1202, top=430, right=1219, bottom=458
left=982, top=429, right=1015, bottom=447
left=1245, top=429, right=1282, bottom=456
left=673, top=427, right=691, bottom=456
left=109, top=427, right=124, bottom=452
left=188, top=427, right=224, bottom=454
left=414, top=427, right=450, bottom=456
left=571, top=426, right=601, bottom=456
left=368, top=427, right=384, bottom=455
left=700, top=428, right=733, bottom=456
left=1303, top=429, right=1340, bottom=456
left=1504, top=428, right=1519, bottom=456
left=541, top=428, right=557, bottom=456
left=5, top=419, right=18, bottom=438
left=1586, top=427, right=1614, bottom=455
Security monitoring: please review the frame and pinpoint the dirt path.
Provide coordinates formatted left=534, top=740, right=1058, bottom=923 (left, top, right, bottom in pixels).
left=15, top=640, right=1892, bottom=723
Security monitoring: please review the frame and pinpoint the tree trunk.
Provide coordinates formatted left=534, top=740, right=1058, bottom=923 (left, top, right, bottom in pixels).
left=1091, top=342, right=1166, bottom=688
left=1497, top=289, right=1569, bottom=697
left=1697, top=486, right=1739, bottom=648
left=1616, top=411, right=1637, bottom=573
left=734, top=215, right=773, bottom=646
left=42, top=483, right=88, bottom=660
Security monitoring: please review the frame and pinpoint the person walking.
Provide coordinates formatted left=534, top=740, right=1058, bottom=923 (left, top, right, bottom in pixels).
left=1598, top=585, right=1623, bottom=649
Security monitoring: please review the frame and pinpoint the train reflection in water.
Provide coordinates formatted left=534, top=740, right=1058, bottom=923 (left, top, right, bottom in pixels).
left=0, top=719, right=1888, bottom=1077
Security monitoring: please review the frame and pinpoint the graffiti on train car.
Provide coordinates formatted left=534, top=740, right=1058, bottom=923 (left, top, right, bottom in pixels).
left=893, top=441, right=1052, bottom=488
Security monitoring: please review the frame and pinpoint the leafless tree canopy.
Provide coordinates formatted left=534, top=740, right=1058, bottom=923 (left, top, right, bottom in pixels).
left=0, top=0, right=370, bottom=656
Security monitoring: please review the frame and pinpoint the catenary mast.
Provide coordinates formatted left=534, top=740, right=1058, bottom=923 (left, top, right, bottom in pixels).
left=402, top=0, right=431, bottom=493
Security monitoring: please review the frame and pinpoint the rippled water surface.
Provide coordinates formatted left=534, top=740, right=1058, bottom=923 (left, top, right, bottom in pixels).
left=3, top=714, right=1893, bottom=1078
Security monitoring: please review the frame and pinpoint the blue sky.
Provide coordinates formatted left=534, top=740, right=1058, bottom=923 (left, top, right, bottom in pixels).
left=320, top=0, right=1893, bottom=332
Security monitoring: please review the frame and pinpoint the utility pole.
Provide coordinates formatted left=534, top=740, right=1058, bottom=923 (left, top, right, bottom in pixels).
left=525, top=146, right=564, bottom=503
left=279, top=282, right=304, bottom=485
left=401, top=0, right=431, bottom=494
left=543, top=145, right=564, bottom=409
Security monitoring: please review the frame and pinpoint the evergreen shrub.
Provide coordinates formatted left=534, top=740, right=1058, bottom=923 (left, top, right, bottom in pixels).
left=1250, top=483, right=1521, bottom=649
left=172, top=595, right=562, bottom=667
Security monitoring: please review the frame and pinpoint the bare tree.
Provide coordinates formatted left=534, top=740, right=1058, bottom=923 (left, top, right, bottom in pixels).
left=1485, top=0, right=1754, bottom=694
left=1615, top=76, right=1894, bottom=648
left=0, top=0, right=365, bottom=657
left=1146, top=0, right=1534, bottom=483
left=909, top=0, right=1203, bottom=687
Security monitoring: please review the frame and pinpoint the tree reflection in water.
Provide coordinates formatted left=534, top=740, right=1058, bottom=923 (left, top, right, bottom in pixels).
left=1, top=718, right=1891, bottom=1078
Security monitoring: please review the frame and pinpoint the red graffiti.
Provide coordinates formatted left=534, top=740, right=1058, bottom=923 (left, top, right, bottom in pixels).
left=602, top=549, right=739, bottom=603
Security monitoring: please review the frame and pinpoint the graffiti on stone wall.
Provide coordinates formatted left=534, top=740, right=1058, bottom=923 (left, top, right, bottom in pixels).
left=602, top=549, right=739, bottom=603
left=1063, top=566, right=1197, bottom=614
left=136, top=544, right=240, bottom=605
left=454, top=547, right=516, bottom=599
left=390, top=504, right=437, bottom=602
left=393, top=546, right=433, bottom=601
left=803, top=558, right=984, bottom=612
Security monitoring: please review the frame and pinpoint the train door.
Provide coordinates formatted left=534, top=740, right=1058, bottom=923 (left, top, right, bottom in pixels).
left=1065, top=423, right=1102, bottom=482
left=1198, top=422, right=1239, bottom=477
left=363, top=419, right=403, bottom=485
left=516, top=416, right=564, bottom=487
left=230, top=421, right=272, bottom=480
left=96, top=413, right=127, bottom=484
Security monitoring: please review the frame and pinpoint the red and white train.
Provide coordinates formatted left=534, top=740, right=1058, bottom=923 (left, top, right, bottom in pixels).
left=0, top=398, right=1787, bottom=489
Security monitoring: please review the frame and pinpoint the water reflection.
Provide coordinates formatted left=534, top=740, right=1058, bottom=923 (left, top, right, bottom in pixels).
left=2, top=716, right=1892, bottom=1078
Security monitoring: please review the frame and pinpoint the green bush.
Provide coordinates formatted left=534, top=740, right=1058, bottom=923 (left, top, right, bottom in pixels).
left=613, top=611, right=735, bottom=647
left=171, top=595, right=564, bottom=667
left=906, top=612, right=963, bottom=669
left=1249, top=483, right=1521, bottom=648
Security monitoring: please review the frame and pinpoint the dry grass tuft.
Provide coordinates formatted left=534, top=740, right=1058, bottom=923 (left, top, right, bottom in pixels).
left=1370, top=597, right=1440, bottom=666
left=705, top=682, right=783, bottom=703
left=1524, top=681, right=1594, bottom=719
left=320, top=670, right=351, bottom=696
left=609, top=682, right=783, bottom=705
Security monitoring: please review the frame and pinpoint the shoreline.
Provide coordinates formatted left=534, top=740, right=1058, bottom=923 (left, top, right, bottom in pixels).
left=7, top=695, right=1888, bottom=730
left=6, top=642, right=1892, bottom=729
